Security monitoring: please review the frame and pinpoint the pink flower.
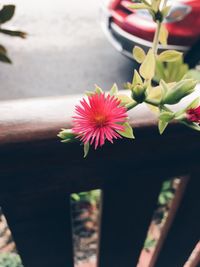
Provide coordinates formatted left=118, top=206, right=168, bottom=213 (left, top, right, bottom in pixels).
left=186, top=106, right=200, bottom=124
left=72, top=93, right=128, bottom=149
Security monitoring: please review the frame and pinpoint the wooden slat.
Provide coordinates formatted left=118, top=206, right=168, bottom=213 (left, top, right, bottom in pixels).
left=155, top=172, right=200, bottom=267
left=1, top=193, right=74, bottom=267
left=149, top=177, right=189, bottom=267
left=97, top=171, right=163, bottom=267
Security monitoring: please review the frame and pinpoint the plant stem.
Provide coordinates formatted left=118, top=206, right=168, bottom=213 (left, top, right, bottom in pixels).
left=126, top=101, right=138, bottom=111
left=145, top=99, right=172, bottom=112
left=152, top=20, right=161, bottom=55
left=145, top=99, right=160, bottom=107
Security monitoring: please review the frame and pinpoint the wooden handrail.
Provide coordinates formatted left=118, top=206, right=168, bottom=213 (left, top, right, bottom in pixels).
left=0, top=88, right=199, bottom=145
left=0, top=91, right=200, bottom=267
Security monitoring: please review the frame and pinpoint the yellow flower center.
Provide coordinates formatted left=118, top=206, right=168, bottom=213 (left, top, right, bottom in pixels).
left=94, top=114, right=106, bottom=126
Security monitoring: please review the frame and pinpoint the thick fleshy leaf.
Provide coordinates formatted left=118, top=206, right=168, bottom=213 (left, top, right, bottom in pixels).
left=184, top=69, right=200, bottom=82
left=133, top=46, right=146, bottom=63
left=132, top=69, right=143, bottom=87
left=0, top=44, right=7, bottom=54
left=162, top=79, right=197, bottom=104
left=129, top=3, right=150, bottom=10
left=110, top=83, right=118, bottom=96
left=139, top=49, right=155, bottom=80
left=159, top=24, right=168, bottom=45
left=162, top=5, right=171, bottom=17
left=158, top=50, right=182, bottom=62
left=0, top=5, right=15, bottom=24
left=0, top=53, right=11, bottom=63
left=117, top=94, right=134, bottom=106
left=0, top=29, right=27, bottom=38
left=151, top=0, right=160, bottom=12
left=58, top=129, right=75, bottom=143
left=181, top=121, right=200, bottom=131
left=85, top=90, right=95, bottom=96
left=117, top=122, right=135, bottom=139
left=158, top=120, right=168, bottom=134
left=186, top=97, right=200, bottom=110
left=160, top=79, right=169, bottom=96
left=84, top=143, right=90, bottom=158
left=159, top=111, right=174, bottom=122
left=95, top=85, right=103, bottom=95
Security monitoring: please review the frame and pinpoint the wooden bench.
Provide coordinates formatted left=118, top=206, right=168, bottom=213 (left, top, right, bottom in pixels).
left=0, top=95, right=200, bottom=267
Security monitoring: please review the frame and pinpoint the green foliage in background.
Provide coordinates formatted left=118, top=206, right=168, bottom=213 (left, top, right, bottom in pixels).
left=71, top=190, right=100, bottom=205
left=0, top=253, right=23, bottom=267
left=0, top=4, right=26, bottom=64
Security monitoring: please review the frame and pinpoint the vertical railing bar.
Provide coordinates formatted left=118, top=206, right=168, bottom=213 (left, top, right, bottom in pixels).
left=183, top=242, right=200, bottom=267
left=149, top=176, right=190, bottom=267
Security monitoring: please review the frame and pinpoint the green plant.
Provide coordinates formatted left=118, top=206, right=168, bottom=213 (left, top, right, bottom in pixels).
left=0, top=4, right=26, bottom=63
left=0, top=253, right=23, bottom=267
left=59, top=0, right=200, bottom=157
left=71, top=190, right=100, bottom=205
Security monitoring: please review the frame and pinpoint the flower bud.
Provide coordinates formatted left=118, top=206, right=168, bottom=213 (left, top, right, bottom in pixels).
left=131, top=84, right=146, bottom=103
left=57, top=129, right=75, bottom=143
left=162, top=79, right=197, bottom=104
left=186, top=106, right=200, bottom=124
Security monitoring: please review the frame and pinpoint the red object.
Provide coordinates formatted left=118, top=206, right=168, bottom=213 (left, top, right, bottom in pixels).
left=108, top=0, right=200, bottom=46
left=72, top=93, right=128, bottom=149
left=186, top=106, right=200, bottom=123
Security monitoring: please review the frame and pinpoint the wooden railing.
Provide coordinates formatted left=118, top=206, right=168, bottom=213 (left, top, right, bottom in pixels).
left=0, top=94, right=200, bottom=267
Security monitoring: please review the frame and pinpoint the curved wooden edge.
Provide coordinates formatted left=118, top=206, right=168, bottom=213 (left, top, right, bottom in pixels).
left=0, top=87, right=200, bottom=145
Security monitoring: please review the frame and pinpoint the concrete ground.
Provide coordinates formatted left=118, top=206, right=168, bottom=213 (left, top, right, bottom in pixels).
left=0, top=0, right=134, bottom=100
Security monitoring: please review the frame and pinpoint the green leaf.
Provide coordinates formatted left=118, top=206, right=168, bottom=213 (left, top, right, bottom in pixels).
left=117, top=94, right=134, bottom=106
left=155, top=60, right=166, bottom=82
left=184, top=69, right=200, bottom=82
left=117, top=122, right=135, bottom=139
left=129, top=3, right=150, bottom=10
left=0, top=5, right=15, bottom=24
left=162, top=79, right=197, bottom=104
left=164, top=191, right=174, bottom=199
left=132, top=69, right=143, bottom=87
left=84, top=142, right=90, bottom=158
left=158, top=50, right=182, bottom=62
left=0, top=52, right=11, bottom=63
left=181, top=121, right=200, bottom=131
left=158, top=120, right=168, bottom=134
left=186, top=97, right=200, bottom=110
left=0, top=44, right=7, bottom=54
left=144, top=237, right=157, bottom=250
left=58, top=129, right=75, bottom=143
left=94, top=85, right=103, bottom=94
left=0, top=29, right=27, bottom=38
left=160, top=79, right=169, bottom=96
left=162, top=180, right=172, bottom=191
left=159, top=194, right=167, bottom=205
left=133, top=46, right=146, bottom=63
left=139, top=49, right=155, bottom=80
left=151, top=0, right=160, bottom=12
left=161, top=5, right=171, bottom=17
left=159, top=24, right=168, bottom=45
left=71, top=193, right=80, bottom=201
left=110, top=83, right=118, bottom=96
left=159, top=112, right=174, bottom=122
left=85, top=90, right=95, bottom=96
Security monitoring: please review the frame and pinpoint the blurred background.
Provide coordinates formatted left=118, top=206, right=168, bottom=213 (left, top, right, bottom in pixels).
left=0, top=0, right=133, bottom=100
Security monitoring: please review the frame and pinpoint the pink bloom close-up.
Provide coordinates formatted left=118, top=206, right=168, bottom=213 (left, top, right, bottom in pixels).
left=72, top=93, right=128, bottom=149
left=186, top=106, right=200, bottom=124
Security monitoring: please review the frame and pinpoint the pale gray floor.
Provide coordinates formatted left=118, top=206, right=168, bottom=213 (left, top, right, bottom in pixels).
left=0, top=0, right=134, bottom=100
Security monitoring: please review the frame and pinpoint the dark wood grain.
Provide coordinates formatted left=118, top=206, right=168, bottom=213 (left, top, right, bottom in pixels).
left=98, top=172, right=163, bottom=267
left=1, top=193, right=74, bottom=267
